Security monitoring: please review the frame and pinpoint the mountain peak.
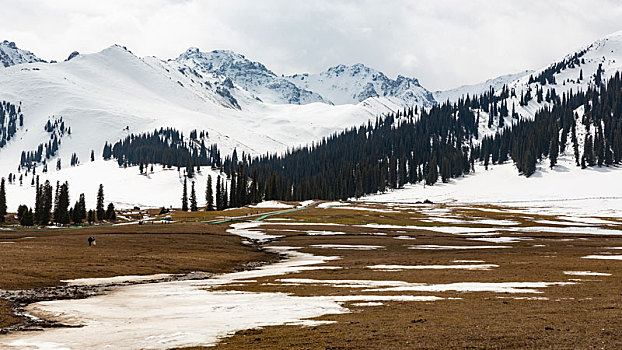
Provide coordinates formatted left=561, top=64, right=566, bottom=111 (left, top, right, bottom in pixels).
left=0, top=40, right=45, bottom=67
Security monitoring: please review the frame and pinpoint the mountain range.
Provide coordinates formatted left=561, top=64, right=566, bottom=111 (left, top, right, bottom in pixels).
left=1, top=30, right=622, bottom=210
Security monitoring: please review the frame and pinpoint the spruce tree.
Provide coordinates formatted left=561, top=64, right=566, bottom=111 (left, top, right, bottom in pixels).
left=190, top=181, right=198, bottom=211
left=0, top=178, right=6, bottom=224
left=216, top=176, right=222, bottom=211
left=549, top=132, right=559, bottom=168
left=106, top=203, right=116, bottom=220
left=78, top=193, right=87, bottom=222
left=206, top=175, right=214, bottom=211
left=96, top=184, right=105, bottom=221
left=229, top=172, right=237, bottom=208
left=425, top=157, right=438, bottom=185
left=54, top=182, right=70, bottom=225
left=181, top=177, right=188, bottom=211
left=72, top=200, right=82, bottom=224
left=41, top=180, right=53, bottom=225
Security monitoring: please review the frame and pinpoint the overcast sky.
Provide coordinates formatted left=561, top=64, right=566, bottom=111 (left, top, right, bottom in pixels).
left=2, top=0, right=622, bottom=90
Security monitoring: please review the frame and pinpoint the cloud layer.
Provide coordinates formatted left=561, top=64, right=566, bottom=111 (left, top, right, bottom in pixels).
left=1, top=0, right=622, bottom=90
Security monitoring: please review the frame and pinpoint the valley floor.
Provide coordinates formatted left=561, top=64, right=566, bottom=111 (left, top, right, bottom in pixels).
left=0, top=201, right=621, bottom=349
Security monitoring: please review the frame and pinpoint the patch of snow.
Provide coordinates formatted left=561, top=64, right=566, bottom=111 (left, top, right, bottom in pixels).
left=309, top=244, right=384, bottom=250
left=61, top=274, right=174, bottom=286
left=563, top=271, right=612, bottom=276
left=581, top=255, right=622, bottom=260
left=249, top=201, right=294, bottom=209
left=409, top=245, right=511, bottom=250
left=367, top=264, right=498, bottom=271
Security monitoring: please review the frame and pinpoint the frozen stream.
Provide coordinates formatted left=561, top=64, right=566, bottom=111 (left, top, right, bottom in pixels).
left=0, top=222, right=443, bottom=350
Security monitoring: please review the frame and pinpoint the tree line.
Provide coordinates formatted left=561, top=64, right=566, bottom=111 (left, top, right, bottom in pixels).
left=0, top=177, right=116, bottom=226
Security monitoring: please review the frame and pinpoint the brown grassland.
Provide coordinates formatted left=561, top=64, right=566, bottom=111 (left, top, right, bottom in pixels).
left=1, top=202, right=622, bottom=349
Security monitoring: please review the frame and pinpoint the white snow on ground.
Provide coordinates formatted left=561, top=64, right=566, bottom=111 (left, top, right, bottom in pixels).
left=534, top=220, right=591, bottom=226
left=249, top=201, right=294, bottom=209
left=409, top=245, right=511, bottom=250
left=453, top=260, right=485, bottom=263
left=297, top=200, right=315, bottom=208
left=472, top=219, right=519, bottom=226
left=563, top=271, right=612, bottom=276
left=280, top=279, right=574, bottom=294
left=512, top=226, right=622, bottom=236
left=466, top=237, right=531, bottom=244
left=362, top=157, right=622, bottom=218
left=62, top=274, right=173, bottom=286
left=309, top=244, right=384, bottom=250
left=333, top=206, right=399, bottom=213
left=306, top=231, right=347, bottom=236
left=582, top=255, right=622, bottom=260
left=557, top=216, right=620, bottom=225
left=317, top=202, right=348, bottom=209
left=227, top=222, right=283, bottom=243
left=367, top=264, right=499, bottom=271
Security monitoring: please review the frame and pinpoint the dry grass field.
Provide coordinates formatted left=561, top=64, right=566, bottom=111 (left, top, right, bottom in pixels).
left=1, top=201, right=621, bottom=349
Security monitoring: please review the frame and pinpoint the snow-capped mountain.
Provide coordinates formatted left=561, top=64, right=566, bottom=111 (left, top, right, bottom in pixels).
left=0, top=43, right=400, bottom=210
left=471, top=30, right=622, bottom=144
left=0, top=40, right=45, bottom=67
left=1, top=30, right=622, bottom=210
left=286, top=63, right=436, bottom=107
left=175, top=48, right=327, bottom=105
left=433, top=70, right=533, bottom=103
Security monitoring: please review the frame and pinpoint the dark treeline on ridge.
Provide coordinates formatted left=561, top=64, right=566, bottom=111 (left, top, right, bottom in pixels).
left=104, top=128, right=221, bottom=178
left=239, top=73, right=622, bottom=202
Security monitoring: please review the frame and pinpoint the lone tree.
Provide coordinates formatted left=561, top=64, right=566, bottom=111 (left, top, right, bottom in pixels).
left=96, top=184, right=105, bottom=221
left=190, top=181, right=198, bottom=211
left=0, top=178, right=6, bottom=224
left=206, top=175, right=214, bottom=211
left=181, top=177, right=188, bottom=211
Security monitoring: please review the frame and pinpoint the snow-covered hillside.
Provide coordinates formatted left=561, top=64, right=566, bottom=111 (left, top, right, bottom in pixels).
left=286, top=63, right=436, bottom=108
left=433, top=70, right=533, bottom=103
left=2, top=30, right=622, bottom=211
left=0, top=40, right=45, bottom=67
left=0, top=44, right=400, bottom=210
left=363, top=154, right=622, bottom=218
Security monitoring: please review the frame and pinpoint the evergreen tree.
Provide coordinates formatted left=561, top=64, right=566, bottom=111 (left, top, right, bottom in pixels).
left=91, top=150, right=95, bottom=162
left=17, top=205, right=34, bottom=226
left=206, top=175, right=214, bottom=211
left=229, top=172, right=237, bottom=208
left=181, top=177, right=188, bottom=211
left=190, top=181, right=198, bottom=211
left=216, top=176, right=223, bottom=211
left=54, top=182, right=70, bottom=225
left=425, top=157, right=438, bottom=185
left=105, top=203, right=116, bottom=220
left=78, top=193, right=87, bottom=222
left=88, top=210, right=95, bottom=224
left=0, top=178, right=6, bottom=224
left=549, top=132, right=559, bottom=168
left=96, top=184, right=105, bottom=221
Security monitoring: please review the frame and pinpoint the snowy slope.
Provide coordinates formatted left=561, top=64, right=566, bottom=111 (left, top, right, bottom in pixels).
left=286, top=64, right=436, bottom=108
left=0, top=40, right=45, bottom=67
left=366, top=31, right=622, bottom=212
left=0, top=44, right=399, bottom=210
left=433, top=70, right=533, bottom=103
left=362, top=155, right=622, bottom=218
